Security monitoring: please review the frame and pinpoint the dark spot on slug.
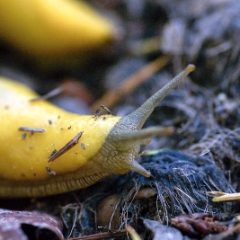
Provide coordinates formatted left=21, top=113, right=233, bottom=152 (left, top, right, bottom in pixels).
left=94, top=108, right=101, bottom=119
left=80, top=143, right=86, bottom=150
left=18, top=127, right=45, bottom=133
left=4, top=105, right=9, bottom=109
left=61, top=127, right=64, bottom=130
left=21, top=173, right=26, bottom=177
left=48, top=120, right=52, bottom=125
left=95, top=106, right=112, bottom=120
left=49, top=149, right=57, bottom=158
left=57, top=115, right=61, bottom=119
left=68, top=126, right=71, bottom=130
left=46, top=166, right=56, bottom=176
left=21, top=133, right=27, bottom=139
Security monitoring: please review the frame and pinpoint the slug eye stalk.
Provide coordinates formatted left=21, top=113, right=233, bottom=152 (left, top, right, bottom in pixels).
left=119, top=64, right=196, bottom=130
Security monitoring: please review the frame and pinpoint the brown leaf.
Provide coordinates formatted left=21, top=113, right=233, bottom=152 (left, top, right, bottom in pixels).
left=0, top=209, right=63, bottom=240
left=171, top=213, right=227, bottom=237
left=0, top=223, right=27, bottom=240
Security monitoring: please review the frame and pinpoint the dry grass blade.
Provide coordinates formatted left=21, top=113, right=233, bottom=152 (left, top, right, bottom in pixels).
left=91, top=55, right=171, bottom=110
left=126, top=225, right=142, bottom=240
left=210, top=191, right=240, bottom=202
left=48, top=131, right=83, bottom=162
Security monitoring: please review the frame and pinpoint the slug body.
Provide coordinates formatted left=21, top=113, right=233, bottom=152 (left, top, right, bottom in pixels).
left=0, top=0, right=114, bottom=57
left=0, top=65, right=195, bottom=197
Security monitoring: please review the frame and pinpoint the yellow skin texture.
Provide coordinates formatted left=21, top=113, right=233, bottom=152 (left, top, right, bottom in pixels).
left=0, top=78, right=120, bottom=181
left=0, top=0, right=114, bottom=56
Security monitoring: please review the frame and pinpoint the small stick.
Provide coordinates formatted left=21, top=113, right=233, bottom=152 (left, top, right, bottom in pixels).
left=48, top=131, right=83, bottom=162
left=101, top=105, right=112, bottom=115
left=69, top=229, right=127, bottom=240
left=18, top=127, right=45, bottom=133
left=29, top=87, right=63, bottom=102
left=210, top=191, right=240, bottom=202
left=91, top=55, right=171, bottom=110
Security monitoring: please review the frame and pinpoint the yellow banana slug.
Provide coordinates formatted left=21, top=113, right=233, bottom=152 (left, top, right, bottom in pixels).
left=0, top=65, right=195, bottom=197
left=0, top=0, right=114, bottom=57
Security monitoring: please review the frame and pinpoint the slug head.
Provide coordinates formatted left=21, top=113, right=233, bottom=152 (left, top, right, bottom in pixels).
left=100, top=64, right=195, bottom=177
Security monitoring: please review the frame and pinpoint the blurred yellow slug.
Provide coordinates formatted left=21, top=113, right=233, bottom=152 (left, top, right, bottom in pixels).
left=0, top=0, right=115, bottom=57
left=0, top=65, right=195, bottom=197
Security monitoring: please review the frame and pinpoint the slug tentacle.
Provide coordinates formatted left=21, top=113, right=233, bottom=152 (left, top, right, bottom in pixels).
left=128, top=161, right=151, bottom=177
left=119, top=64, right=196, bottom=129
left=115, top=126, right=174, bottom=142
